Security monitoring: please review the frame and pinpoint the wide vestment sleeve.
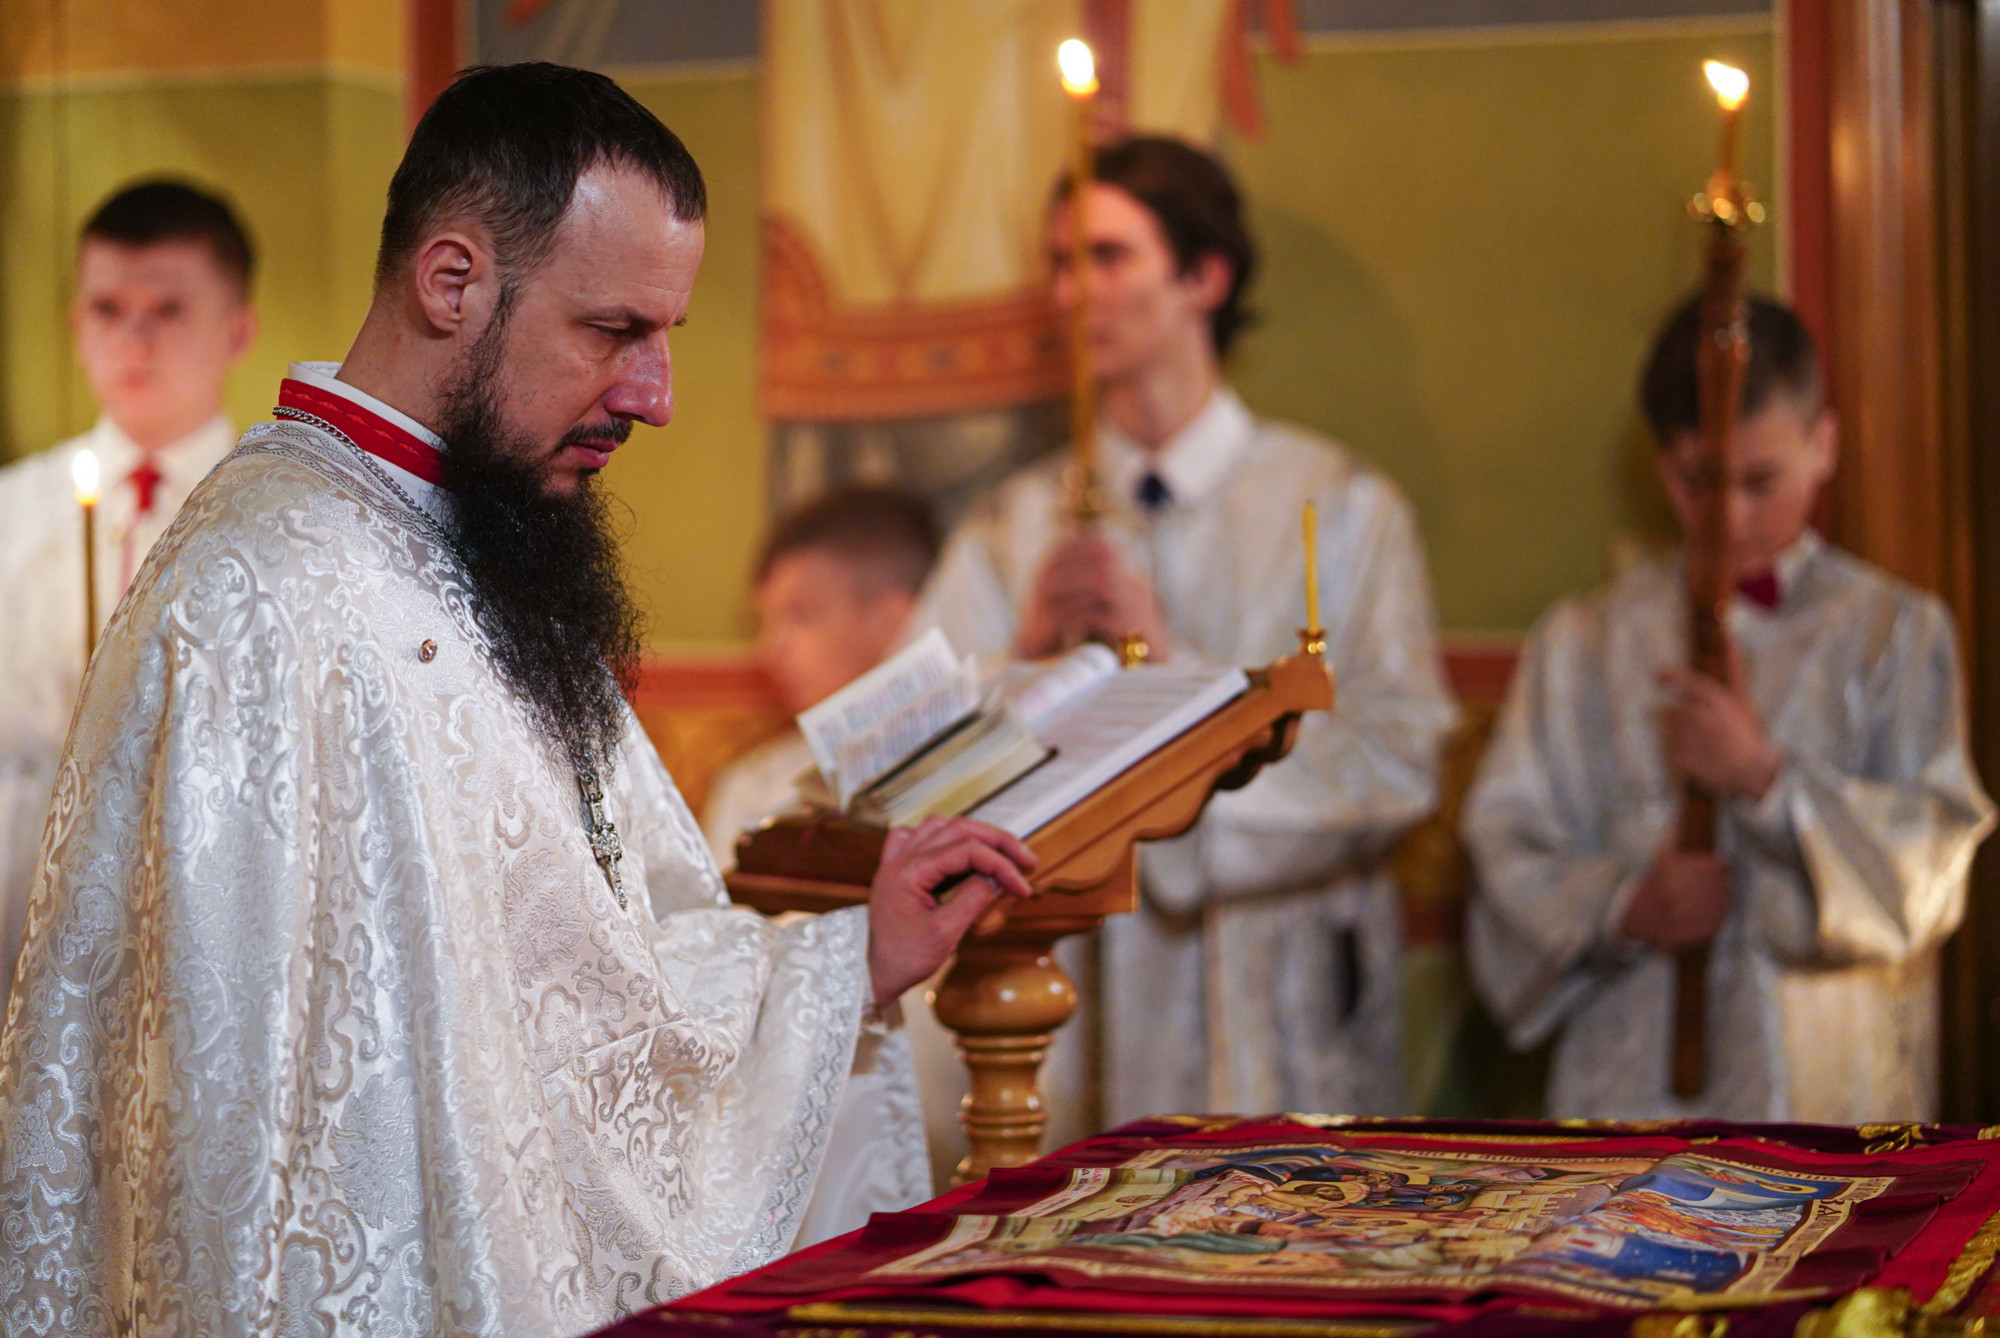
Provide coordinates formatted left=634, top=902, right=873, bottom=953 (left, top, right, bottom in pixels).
left=1736, top=592, right=1994, bottom=966
left=0, top=436, right=869, bottom=1338
left=1462, top=596, right=1650, bottom=1049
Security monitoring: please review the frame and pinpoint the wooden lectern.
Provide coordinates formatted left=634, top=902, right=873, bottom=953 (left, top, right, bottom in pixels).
left=727, top=649, right=1334, bottom=1183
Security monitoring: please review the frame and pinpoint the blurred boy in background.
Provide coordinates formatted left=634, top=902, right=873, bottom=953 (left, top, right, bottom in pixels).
left=1464, top=295, right=1993, bottom=1122
left=0, top=179, right=256, bottom=1018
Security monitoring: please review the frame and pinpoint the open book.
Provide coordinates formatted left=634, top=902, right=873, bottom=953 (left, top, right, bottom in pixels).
left=796, top=630, right=1249, bottom=838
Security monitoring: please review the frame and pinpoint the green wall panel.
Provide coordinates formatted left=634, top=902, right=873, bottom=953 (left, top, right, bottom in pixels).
left=1224, top=24, right=1778, bottom=633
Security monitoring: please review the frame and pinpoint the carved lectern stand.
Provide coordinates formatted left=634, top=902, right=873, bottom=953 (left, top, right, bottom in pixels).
left=727, top=650, right=1334, bottom=1183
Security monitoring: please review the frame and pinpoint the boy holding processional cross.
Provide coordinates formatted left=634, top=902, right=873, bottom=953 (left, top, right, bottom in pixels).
left=1463, top=294, right=1993, bottom=1122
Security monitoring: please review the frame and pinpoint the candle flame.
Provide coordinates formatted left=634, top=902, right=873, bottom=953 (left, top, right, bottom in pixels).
left=1058, top=39, right=1098, bottom=97
left=1704, top=61, right=1749, bottom=112
left=72, top=448, right=100, bottom=506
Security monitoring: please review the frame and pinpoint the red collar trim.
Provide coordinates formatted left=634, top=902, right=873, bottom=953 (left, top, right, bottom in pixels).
left=277, top=378, right=447, bottom=486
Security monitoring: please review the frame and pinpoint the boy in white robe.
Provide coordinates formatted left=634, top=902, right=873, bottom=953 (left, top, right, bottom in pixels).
left=1463, top=295, right=1994, bottom=1122
left=0, top=180, right=255, bottom=1017
left=915, top=137, right=1455, bottom=1124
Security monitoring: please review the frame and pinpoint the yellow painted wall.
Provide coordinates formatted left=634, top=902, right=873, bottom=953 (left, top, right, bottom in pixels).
left=0, top=0, right=405, bottom=469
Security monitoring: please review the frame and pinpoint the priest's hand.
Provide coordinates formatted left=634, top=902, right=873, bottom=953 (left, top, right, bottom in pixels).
left=1657, top=647, right=1782, bottom=800
left=1622, top=831, right=1731, bottom=952
left=1015, top=533, right=1173, bottom=661
left=867, top=815, right=1038, bottom=1007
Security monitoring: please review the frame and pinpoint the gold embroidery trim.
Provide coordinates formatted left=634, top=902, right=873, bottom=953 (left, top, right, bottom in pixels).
left=1923, top=1206, right=2000, bottom=1318
left=783, top=1303, right=1423, bottom=1336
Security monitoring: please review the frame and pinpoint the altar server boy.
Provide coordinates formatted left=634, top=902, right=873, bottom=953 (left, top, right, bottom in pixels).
left=915, top=136, right=1454, bottom=1122
left=702, top=486, right=939, bottom=865
left=0, top=180, right=255, bottom=1017
left=1464, top=295, right=1993, bottom=1122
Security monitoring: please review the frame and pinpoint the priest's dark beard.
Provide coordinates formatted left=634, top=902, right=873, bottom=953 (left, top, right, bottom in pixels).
left=434, top=316, right=644, bottom=784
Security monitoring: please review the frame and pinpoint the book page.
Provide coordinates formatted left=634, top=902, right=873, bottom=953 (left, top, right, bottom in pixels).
left=1003, top=643, right=1121, bottom=730
left=797, top=628, right=980, bottom=806
left=969, top=663, right=1250, bottom=838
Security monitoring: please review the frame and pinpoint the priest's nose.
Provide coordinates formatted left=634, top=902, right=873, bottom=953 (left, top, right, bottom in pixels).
left=604, top=341, right=674, bottom=427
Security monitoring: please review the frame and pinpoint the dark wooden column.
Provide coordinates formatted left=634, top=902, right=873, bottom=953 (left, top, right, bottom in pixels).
left=1946, top=0, right=2000, bottom=1122
left=1820, top=1, right=1964, bottom=603
left=1788, top=0, right=1999, bottom=1119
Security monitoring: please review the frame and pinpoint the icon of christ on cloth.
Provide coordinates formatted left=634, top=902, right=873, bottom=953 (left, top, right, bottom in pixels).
left=606, top=1117, right=2000, bottom=1335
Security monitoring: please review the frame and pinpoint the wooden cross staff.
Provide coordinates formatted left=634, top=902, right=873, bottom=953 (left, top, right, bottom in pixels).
left=1672, top=61, right=1761, bottom=1099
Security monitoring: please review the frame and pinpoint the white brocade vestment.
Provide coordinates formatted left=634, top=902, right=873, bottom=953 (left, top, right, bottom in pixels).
left=0, top=415, right=234, bottom=1020
left=1463, top=533, right=1995, bottom=1122
left=0, top=418, right=875, bottom=1337
left=914, top=389, right=1455, bottom=1123
left=703, top=728, right=965, bottom=1206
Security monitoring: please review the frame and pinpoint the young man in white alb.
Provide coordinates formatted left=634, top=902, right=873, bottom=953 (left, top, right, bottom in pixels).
left=916, top=136, right=1455, bottom=1125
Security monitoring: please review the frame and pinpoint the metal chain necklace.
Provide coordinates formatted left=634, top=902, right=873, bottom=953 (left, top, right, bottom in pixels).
left=277, top=406, right=631, bottom=913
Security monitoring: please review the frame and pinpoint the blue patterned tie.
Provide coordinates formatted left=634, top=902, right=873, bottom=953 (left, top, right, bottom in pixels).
left=1135, top=471, right=1172, bottom=513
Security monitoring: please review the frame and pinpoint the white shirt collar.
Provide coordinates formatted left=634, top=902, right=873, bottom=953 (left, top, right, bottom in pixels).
left=1100, top=387, right=1255, bottom=512
left=286, top=360, right=446, bottom=510
left=1773, top=528, right=1821, bottom=591
left=87, top=413, right=235, bottom=482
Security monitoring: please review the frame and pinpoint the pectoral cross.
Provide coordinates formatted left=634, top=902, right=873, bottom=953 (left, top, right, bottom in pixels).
left=580, top=770, right=628, bottom=911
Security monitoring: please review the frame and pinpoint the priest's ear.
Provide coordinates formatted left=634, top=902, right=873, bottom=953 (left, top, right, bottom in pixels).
left=406, top=223, right=503, bottom=341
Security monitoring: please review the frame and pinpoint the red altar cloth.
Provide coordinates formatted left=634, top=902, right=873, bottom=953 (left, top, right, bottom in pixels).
left=598, top=1117, right=2000, bottom=1338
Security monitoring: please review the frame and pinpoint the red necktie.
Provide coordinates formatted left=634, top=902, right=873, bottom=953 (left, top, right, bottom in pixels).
left=128, top=454, right=164, bottom=518
left=1736, top=570, right=1781, bottom=610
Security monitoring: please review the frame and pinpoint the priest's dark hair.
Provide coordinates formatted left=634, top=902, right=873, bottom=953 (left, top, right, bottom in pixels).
left=81, top=179, right=255, bottom=296
left=1057, top=135, right=1258, bottom=356
left=1640, top=293, right=1825, bottom=446
left=754, top=487, right=941, bottom=597
left=375, top=62, right=706, bottom=288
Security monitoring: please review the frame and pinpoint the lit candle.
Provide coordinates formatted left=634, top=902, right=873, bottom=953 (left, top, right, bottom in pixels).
left=1302, top=500, right=1321, bottom=634
left=1059, top=37, right=1101, bottom=522
left=72, top=448, right=100, bottom=660
left=1704, top=60, right=1749, bottom=184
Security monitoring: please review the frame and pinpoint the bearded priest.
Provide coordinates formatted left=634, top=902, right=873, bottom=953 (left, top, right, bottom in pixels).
left=0, top=63, right=1036, bottom=1337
